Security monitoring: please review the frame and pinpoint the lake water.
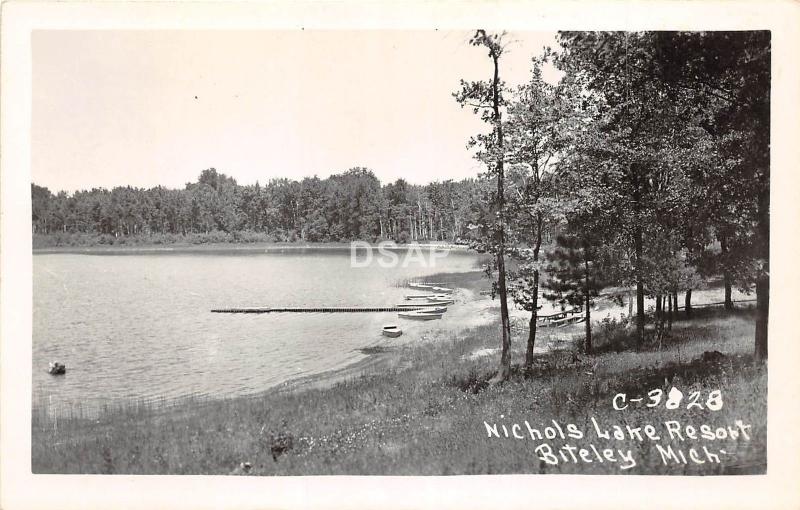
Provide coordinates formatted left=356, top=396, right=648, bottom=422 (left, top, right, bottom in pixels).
left=33, top=247, right=483, bottom=416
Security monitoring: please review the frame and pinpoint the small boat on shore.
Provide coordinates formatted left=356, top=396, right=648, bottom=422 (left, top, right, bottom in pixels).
left=408, top=283, right=434, bottom=289
left=405, top=294, right=438, bottom=300
left=398, top=310, right=444, bottom=320
left=382, top=325, right=403, bottom=338
left=426, top=296, right=455, bottom=304
left=431, top=286, right=453, bottom=294
left=395, top=304, right=448, bottom=313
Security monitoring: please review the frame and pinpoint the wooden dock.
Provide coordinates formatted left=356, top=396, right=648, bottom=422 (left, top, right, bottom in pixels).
left=211, top=306, right=434, bottom=314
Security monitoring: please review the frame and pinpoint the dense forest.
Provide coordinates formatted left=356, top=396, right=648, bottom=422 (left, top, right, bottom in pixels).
left=451, top=30, right=769, bottom=371
left=32, top=169, right=485, bottom=245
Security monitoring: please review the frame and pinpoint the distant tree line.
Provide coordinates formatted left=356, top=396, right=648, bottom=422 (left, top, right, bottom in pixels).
left=32, top=168, right=484, bottom=245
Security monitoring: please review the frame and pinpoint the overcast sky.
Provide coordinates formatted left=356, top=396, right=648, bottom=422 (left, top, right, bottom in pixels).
left=32, top=30, right=559, bottom=193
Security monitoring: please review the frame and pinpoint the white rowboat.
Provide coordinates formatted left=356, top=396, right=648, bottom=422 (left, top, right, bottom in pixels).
left=398, top=310, right=444, bottom=320
left=382, top=325, right=403, bottom=338
left=426, top=296, right=455, bottom=304
left=395, top=304, right=447, bottom=312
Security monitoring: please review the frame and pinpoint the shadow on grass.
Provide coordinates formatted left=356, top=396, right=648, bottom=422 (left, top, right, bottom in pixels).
left=598, top=350, right=760, bottom=402
left=450, top=306, right=763, bottom=402
left=591, top=307, right=757, bottom=355
left=671, top=305, right=756, bottom=324
left=357, top=345, right=394, bottom=355
left=449, top=368, right=496, bottom=394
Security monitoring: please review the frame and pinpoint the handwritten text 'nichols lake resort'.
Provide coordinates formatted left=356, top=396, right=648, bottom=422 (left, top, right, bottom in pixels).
left=483, top=388, right=754, bottom=471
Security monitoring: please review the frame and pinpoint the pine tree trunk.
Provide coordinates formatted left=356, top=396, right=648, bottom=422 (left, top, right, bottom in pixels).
left=628, top=290, right=633, bottom=317
left=685, top=289, right=692, bottom=318
left=655, top=294, right=662, bottom=320
left=724, top=280, right=733, bottom=310
left=525, top=212, right=543, bottom=370
left=585, top=292, right=592, bottom=355
left=721, top=235, right=734, bottom=310
left=755, top=275, right=768, bottom=359
left=755, top=184, right=769, bottom=360
left=497, top=248, right=512, bottom=381
left=667, top=293, right=673, bottom=330
left=582, top=245, right=592, bottom=354
left=526, top=291, right=538, bottom=370
left=673, top=292, right=678, bottom=322
left=489, top=46, right=511, bottom=382
left=635, top=228, right=645, bottom=345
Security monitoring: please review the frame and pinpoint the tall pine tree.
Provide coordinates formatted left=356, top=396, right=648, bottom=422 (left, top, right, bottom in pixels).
left=543, top=230, right=610, bottom=354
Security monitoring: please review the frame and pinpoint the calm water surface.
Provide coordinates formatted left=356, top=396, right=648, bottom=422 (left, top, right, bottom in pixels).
left=33, top=248, right=482, bottom=415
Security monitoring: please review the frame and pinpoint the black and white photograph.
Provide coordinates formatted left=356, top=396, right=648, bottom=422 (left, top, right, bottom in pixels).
left=2, top=1, right=800, bottom=509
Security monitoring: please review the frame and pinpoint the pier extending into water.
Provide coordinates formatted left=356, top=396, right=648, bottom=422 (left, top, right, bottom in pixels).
left=211, top=306, right=435, bottom=313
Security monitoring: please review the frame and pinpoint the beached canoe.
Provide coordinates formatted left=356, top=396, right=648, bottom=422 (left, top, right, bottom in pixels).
left=431, top=287, right=453, bottom=294
left=382, top=325, right=403, bottom=338
left=398, top=310, right=444, bottom=320
left=405, top=294, right=438, bottom=300
left=408, top=283, right=434, bottom=289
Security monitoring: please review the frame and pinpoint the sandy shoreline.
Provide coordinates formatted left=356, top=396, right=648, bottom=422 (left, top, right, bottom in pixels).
left=267, top=283, right=500, bottom=396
